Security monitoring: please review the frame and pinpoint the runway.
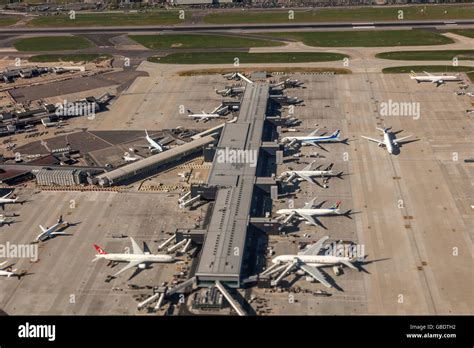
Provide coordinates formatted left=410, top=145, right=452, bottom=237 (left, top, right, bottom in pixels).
left=0, top=19, right=473, bottom=35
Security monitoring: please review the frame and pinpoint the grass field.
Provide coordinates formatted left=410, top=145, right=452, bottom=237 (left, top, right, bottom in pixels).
left=0, top=16, right=19, bottom=26
left=129, top=34, right=283, bottom=50
left=204, top=6, right=474, bottom=24
left=382, top=65, right=474, bottom=73
left=28, top=54, right=112, bottom=63
left=449, top=29, right=474, bottom=38
left=149, top=52, right=348, bottom=64
left=263, top=30, right=453, bottom=47
left=376, top=50, right=474, bottom=60
left=13, top=36, right=95, bottom=51
left=28, top=12, right=182, bottom=27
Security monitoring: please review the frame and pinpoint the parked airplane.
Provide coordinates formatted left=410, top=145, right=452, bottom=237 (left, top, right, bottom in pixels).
left=409, top=71, right=462, bottom=86
left=0, top=261, right=30, bottom=279
left=92, top=237, right=175, bottom=278
left=266, top=236, right=358, bottom=288
left=279, top=162, right=343, bottom=187
left=215, top=86, right=245, bottom=97
left=281, top=129, right=341, bottom=148
left=35, top=215, right=70, bottom=242
left=276, top=197, right=350, bottom=229
left=0, top=191, right=20, bottom=210
left=0, top=261, right=17, bottom=278
left=222, top=72, right=253, bottom=84
left=187, top=105, right=228, bottom=122
left=144, top=130, right=165, bottom=152
left=0, top=214, right=13, bottom=226
left=361, top=127, right=413, bottom=155
left=123, top=152, right=138, bottom=162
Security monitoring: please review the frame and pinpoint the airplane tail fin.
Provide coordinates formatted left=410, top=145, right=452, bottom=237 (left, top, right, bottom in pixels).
left=94, top=244, right=107, bottom=255
left=58, top=215, right=63, bottom=223
left=331, top=200, right=342, bottom=209
left=331, top=129, right=340, bottom=139
left=409, top=71, right=417, bottom=77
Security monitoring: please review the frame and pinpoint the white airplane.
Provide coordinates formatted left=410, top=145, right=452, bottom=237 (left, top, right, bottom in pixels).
left=281, top=129, right=341, bottom=148
left=186, top=105, right=228, bottom=122
left=222, top=72, right=253, bottom=84
left=215, top=86, right=245, bottom=97
left=276, top=197, right=349, bottom=229
left=279, top=162, right=343, bottom=186
left=0, top=191, right=20, bottom=210
left=361, top=127, right=413, bottom=155
left=409, top=71, right=462, bottom=87
left=92, top=237, right=175, bottom=278
left=123, top=152, right=138, bottom=162
left=0, top=261, right=18, bottom=278
left=144, top=130, right=165, bottom=152
left=267, top=236, right=358, bottom=288
left=35, top=215, right=69, bottom=242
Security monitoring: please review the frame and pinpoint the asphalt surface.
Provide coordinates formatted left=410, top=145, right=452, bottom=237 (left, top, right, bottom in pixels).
left=0, top=19, right=473, bottom=34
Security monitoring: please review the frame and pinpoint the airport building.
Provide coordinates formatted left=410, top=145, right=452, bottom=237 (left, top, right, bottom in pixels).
left=194, top=82, right=278, bottom=288
left=94, top=135, right=217, bottom=186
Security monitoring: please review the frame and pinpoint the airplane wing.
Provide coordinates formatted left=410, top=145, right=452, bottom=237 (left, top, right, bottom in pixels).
left=303, top=197, right=318, bottom=209
left=299, top=263, right=332, bottom=288
left=302, top=161, right=315, bottom=171
left=361, top=136, right=384, bottom=145
left=299, top=212, right=318, bottom=226
left=308, top=128, right=319, bottom=137
left=112, top=260, right=141, bottom=278
left=1, top=192, right=12, bottom=199
left=297, top=173, right=318, bottom=186
left=39, top=225, right=47, bottom=233
left=302, top=236, right=330, bottom=256
left=306, top=141, right=329, bottom=152
left=300, top=214, right=328, bottom=230
left=130, top=237, right=144, bottom=255
left=286, top=173, right=297, bottom=183
left=282, top=211, right=296, bottom=225
left=395, top=135, right=413, bottom=144
left=423, top=71, right=434, bottom=77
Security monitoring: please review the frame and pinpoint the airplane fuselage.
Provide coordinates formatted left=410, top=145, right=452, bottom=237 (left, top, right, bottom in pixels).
left=277, top=208, right=341, bottom=216
left=282, top=135, right=339, bottom=143
left=0, top=198, right=18, bottom=204
left=282, top=170, right=334, bottom=178
left=36, top=221, right=68, bottom=242
left=95, top=253, right=174, bottom=263
left=272, top=254, right=352, bottom=267
left=412, top=75, right=460, bottom=83
left=0, top=270, right=15, bottom=277
left=146, top=135, right=163, bottom=152
left=383, top=132, right=394, bottom=154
